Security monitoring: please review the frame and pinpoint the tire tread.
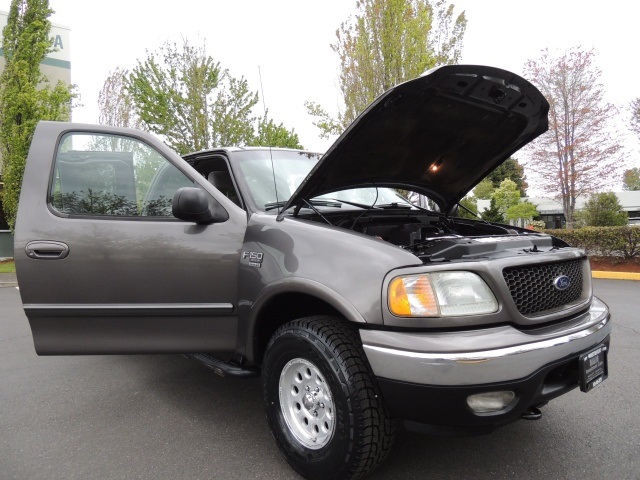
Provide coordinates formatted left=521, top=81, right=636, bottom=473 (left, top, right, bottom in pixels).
left=266, top=316, right=396, bottom=480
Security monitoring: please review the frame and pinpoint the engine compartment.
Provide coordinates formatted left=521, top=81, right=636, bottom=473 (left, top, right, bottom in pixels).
left=302, top=208, right=567, bottom=263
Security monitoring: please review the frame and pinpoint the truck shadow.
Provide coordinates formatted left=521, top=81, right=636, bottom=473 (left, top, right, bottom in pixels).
left=104, top=354, right=595, bottom=480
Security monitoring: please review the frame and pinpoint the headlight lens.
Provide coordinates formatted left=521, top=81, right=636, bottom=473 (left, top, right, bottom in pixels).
left=388, top=272, right=498, bottom=317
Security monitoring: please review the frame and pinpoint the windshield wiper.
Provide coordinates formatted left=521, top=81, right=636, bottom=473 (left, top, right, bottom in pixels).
left=375, top=202, right=414, bottom=209
left=324, top=198, right=374, bottom=209
left=264, top=199, right=342, bottom=211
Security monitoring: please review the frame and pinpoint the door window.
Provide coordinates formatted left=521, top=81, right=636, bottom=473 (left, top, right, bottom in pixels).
left=49, top=132, right=193, bottom=218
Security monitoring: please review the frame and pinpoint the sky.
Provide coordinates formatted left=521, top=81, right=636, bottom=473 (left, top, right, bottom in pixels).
left=1, top=0, right=639, bottom=188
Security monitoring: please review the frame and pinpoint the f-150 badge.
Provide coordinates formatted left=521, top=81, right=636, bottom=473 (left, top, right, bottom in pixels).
left=243, top=251, right=263, bottom=268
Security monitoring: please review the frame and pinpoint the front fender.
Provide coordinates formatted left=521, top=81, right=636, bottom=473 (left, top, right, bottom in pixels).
left=235, top=213, right=421, bottom=364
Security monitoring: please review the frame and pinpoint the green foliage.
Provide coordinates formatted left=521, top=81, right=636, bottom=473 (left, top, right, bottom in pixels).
left=253, top=115, right=303, bottom=149
left=124, top=40, right=300, bottom=154
left=490, top=178, right=538, bottom=223
left=0, top=0, right=75, bottom=231
left=622, top=167, right=640, bottom=191
left=307, top=0, right=467, bottom=137
left=486, top=158, right=527, bottom=196
left=480, top=197, right=504, bottom=223
left=472, top=178, right=494, bottom=199
left=544, top=226, right=640, bottom=259
left=0, top=259, right=16, bottom=273
left=303, top=101, right=342, bottom=140
left=456, top=196, right=478, bottom=219
left=491, top=178, right=520, bottom=216
left=128, top=40, right=224, bottom=154
left=506, top=201, right=538, bottom=221
left=209, top=73, right=258, bottom=148
left=580, top=192, right=628, bottom=227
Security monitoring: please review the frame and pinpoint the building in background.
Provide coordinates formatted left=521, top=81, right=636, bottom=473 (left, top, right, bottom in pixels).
left=477, top=191, right=640, bottom=229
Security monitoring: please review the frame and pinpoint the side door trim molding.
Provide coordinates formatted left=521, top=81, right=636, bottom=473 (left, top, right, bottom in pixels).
left=23, top=303, right=235, bottom=317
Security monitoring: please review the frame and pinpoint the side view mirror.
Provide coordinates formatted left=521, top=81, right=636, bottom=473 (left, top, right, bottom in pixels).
left=172, top=187, right=228, bottom=224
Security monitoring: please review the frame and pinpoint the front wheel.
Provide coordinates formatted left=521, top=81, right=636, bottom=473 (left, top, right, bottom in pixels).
left=262, top=316, right=395, bottom=480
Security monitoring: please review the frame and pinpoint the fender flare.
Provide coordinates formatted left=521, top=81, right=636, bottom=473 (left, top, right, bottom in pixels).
left=239, top=277, right=368, bottom=364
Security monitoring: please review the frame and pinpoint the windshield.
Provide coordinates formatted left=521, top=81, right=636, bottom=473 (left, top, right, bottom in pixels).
left=234, top=150, right=411, bottom=211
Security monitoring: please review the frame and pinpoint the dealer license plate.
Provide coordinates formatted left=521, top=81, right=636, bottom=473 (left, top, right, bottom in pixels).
left=579, top=344, right=608, bottom=392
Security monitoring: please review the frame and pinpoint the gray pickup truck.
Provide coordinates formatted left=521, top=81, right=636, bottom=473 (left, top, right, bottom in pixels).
left=15, top=65, right=610, bottom=480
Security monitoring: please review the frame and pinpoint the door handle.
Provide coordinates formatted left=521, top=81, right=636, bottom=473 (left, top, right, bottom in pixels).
left=25, top=241, right=70, bottom=260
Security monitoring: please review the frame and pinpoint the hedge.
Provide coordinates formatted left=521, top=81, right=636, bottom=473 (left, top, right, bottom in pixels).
left=543, top=226, right=640, bottom=259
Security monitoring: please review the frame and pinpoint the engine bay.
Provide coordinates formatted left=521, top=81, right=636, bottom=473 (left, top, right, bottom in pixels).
left=300, top=208, right=567, bottom=263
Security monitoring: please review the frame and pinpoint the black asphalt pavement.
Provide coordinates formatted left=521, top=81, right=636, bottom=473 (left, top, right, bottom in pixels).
left=1, top=279, right=638, bottom=480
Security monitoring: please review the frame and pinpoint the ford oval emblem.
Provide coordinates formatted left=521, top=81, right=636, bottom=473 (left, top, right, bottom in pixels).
left=554, top=275, right=571, bottom=291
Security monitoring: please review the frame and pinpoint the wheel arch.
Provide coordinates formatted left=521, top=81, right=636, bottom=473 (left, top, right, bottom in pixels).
left=242, top=279, right=367, bottom=366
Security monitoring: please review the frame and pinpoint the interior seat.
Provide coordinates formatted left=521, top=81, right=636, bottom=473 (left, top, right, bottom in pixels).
left=207, top=170, right=241, bottom=207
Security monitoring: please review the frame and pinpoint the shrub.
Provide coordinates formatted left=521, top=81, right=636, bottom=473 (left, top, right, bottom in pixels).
left=580, top=192, right=628, bottom=226
left=544, top=226, right=640, bottom=259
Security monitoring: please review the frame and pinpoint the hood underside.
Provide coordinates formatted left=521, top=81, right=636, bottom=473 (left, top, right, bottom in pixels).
left=286, top=65, right=549, bottom=214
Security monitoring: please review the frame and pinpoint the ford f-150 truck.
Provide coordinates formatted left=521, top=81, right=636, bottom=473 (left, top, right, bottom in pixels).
left=15, top=65, right=610, bottom=480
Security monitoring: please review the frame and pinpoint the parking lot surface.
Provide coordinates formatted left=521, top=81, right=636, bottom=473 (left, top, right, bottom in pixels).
left=1, top=279, right=638, bottom=480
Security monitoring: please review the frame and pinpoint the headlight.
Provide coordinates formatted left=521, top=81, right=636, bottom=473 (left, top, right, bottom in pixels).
left=388, top=272, right=498, bottom=317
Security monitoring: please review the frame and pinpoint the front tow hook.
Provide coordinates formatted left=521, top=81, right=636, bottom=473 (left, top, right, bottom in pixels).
left=521, top=406, right=542, bottom=420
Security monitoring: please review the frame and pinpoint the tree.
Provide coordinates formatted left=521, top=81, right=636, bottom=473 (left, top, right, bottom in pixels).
left=506, top=201, right=538, bottom=222
left=480, top=198, right=504, bottom=223
left=580, top=192, right=628, bottom=227
left=127, top=40, right=225, bottom=154
left=486, top=158, right=528, bottom=197
left=306, top=0, right=467, bottom=138
left=491, top=179, right=520, bottom=217
left=622, top=167, right=640, bottom=191
left=98, top=67, right=140, bottom=128
left=472, top=178, right=494, bottom=199
left=208, top=74, right=259, bottom=149
left=456, top=195, right=477, bottom=219
left=631, top=97, right=640, bottom=139
left=483, top=178, right=539, bottom=225
left=0, top=0, right=75, bottom=230
left=523, top=48, right=623, bottom=228
left=124, top=40, right=300, bottom=154
left=253, top=115, right=303, bottom=149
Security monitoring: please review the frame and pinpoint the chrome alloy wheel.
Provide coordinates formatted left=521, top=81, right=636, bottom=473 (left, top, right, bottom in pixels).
left=278, top=357, right=335, bottom=449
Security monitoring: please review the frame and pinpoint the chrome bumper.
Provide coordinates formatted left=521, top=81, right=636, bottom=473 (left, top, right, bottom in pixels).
left=361, top=297, right=611, bottom=386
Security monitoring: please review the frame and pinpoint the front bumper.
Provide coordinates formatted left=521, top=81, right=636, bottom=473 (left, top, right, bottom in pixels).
left=360, top=297, right=611, bottom=431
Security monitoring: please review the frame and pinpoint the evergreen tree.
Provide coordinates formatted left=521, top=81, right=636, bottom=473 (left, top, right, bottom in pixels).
left=486, top=158, right=528, bottom=197
left=480, top=198, right=504, bottom=223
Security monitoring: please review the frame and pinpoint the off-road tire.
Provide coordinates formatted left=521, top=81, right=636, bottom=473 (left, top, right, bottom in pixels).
left=262, top=316, right=396, bottom=480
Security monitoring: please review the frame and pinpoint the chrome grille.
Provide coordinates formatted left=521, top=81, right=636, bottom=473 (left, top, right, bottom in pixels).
left=502, top=259, right=584, bottom=316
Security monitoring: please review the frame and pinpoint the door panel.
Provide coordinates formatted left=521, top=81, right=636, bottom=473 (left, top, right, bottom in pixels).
left=15, top=122, right=246, bottom=354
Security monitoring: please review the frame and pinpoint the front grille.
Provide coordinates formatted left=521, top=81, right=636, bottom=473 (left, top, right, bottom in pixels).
left=502, top=259, right=584, bottom=316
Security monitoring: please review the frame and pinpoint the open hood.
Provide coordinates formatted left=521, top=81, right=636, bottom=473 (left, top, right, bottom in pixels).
left=286, top=65, right=549, bottom=214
